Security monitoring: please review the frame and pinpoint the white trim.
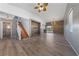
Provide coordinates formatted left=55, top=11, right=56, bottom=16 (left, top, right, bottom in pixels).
left=17, top=21, right=21, bottom=40
left=29, top=19, right=31, bottom=37
left=10, top=21, right=12, bottom=38
left=0, top=21, right=3, bottom=39
left=1, top=21, right=3, bottom=39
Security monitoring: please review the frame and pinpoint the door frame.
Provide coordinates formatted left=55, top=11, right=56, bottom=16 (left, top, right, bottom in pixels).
left=2, top=21, right=12, bottom=39
left=31, top=20, right=40, bottom=36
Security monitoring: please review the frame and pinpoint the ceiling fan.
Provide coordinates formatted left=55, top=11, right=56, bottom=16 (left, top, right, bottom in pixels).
left=34, top=3, right=48, bottom=12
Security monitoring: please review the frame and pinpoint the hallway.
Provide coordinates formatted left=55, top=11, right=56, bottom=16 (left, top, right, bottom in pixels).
left=0, top=33, right=76, bottom=56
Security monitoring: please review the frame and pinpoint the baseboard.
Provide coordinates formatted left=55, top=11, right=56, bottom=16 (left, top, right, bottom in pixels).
left=66, top=39, right=79, bottom=56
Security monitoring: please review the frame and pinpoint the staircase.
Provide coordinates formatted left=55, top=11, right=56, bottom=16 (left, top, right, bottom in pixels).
left=18, top=21, right=29, bottom=40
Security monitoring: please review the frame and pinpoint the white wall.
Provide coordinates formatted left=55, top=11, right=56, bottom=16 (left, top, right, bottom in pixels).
left=64, top=24, right=79, bottom=55
left=64, top=3, right=79, bottom=55
left=0, top=3, right=45, bottom=36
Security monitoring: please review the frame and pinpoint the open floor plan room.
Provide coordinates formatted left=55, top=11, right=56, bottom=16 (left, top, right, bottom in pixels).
left=0, top=3, right=79, bottom=56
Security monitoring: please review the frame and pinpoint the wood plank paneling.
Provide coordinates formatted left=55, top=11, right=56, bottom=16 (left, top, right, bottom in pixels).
left=52, top=20, right=64, bottom=34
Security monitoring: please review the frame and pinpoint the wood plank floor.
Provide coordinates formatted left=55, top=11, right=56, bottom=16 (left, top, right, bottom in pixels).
left=0, top=33, right=77, bottom=56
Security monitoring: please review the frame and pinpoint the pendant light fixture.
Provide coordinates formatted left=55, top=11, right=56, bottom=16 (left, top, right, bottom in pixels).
left=34, top=3, right=48, bottom=12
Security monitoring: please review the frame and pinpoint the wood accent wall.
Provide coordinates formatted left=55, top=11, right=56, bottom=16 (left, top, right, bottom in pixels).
left=31, top=20, right=40, bottom=36
left=52, top=20, right=64, bottom=34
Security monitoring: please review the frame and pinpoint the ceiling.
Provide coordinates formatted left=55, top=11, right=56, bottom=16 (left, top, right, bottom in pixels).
left=9, top=3, right=67, bottom=22
left=0, top=11, right=14, bottom=20
left=0, top=11, right=20, bottom=20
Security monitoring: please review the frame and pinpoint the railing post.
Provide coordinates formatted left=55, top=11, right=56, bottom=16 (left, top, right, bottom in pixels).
left=17, top=21, right=21, bottom=40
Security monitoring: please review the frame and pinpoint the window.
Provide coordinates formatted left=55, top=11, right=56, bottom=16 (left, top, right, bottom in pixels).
left=68, top=8, right=73, bottom=32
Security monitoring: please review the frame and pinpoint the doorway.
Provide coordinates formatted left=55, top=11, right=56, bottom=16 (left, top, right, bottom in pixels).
left=31, top=20, right=40, bottom=36
left=3, top=21, right=12, bottom=39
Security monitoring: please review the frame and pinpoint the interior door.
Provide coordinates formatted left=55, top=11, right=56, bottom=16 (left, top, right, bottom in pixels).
left=3, top=21, right=12, bottom=39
